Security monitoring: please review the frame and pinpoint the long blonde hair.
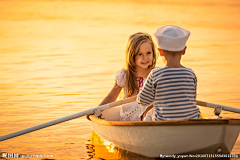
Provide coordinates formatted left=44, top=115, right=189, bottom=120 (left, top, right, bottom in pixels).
left=124, top=32, right=157, bottom=98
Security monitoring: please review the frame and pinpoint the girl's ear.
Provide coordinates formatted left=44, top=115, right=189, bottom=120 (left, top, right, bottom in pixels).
left=158, top=48, right=163, bottom=56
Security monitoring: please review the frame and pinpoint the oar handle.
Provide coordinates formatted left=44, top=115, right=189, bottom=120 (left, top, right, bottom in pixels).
left=109, top=96, right=137, bottom=108
left=196, top=100, right=240, bottom=113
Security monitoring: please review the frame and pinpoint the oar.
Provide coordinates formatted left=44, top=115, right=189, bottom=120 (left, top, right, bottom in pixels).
left=196, top=100, right=240, bottom=113
left=0, top=96, right=137, bottom=142
left=1, top=97, right=239, bottom=142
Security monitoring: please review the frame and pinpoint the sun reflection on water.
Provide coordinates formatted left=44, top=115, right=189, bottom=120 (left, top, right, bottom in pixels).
left=87, top=131, right=121, bottom=159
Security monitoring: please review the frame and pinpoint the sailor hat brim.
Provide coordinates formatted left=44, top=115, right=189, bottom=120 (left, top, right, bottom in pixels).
left=154, top=25, right=190, bottom=52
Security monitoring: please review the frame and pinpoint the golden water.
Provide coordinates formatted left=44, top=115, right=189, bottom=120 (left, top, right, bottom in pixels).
left=0, top=0, right=240, bottom=159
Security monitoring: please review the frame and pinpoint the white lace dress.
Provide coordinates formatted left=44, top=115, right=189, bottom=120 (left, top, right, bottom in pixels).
left=115, top=69, right=152, bottom=121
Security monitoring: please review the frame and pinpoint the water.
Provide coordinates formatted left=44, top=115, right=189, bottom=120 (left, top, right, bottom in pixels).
left=0, top=0, right=240, bottom=159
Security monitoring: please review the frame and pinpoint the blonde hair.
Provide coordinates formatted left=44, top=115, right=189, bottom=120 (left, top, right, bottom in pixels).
left=124, top=32, right=157, bottom=98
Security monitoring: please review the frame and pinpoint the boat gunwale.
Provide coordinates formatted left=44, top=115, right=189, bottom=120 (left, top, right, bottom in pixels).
left=89, top=115, right=240, bottom=126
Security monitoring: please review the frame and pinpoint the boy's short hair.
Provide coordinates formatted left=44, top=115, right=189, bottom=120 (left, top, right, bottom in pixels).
left=161, top=49, right=184, bottom=57
left=154, top=25, right=190, bottom=52
left=162, top=49, right=183, bottom=54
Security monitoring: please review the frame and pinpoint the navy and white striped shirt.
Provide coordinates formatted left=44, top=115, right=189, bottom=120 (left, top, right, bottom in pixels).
left=137, top=66, right=200, bottom=121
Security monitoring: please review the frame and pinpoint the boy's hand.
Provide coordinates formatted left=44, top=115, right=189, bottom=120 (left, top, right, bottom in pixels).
left=141, top=105, right=153, bottom=121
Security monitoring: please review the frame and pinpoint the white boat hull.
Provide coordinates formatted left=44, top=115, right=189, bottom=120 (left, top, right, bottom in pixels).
left=89, top=115, right=240, bottom=157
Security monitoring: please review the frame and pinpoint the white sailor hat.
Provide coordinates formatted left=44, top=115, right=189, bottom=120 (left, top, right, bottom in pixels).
left=154, top=25, right=190, bottom=51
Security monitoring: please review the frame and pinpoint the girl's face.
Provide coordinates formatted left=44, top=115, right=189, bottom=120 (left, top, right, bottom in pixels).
left=135, top=41, right=153, bottom=71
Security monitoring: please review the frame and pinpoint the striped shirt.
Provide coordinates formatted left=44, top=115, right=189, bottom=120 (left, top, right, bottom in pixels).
left=137, top=66, right=200, bottom=121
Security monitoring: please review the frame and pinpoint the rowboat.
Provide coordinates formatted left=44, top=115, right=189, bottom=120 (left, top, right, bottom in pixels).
left=1, top=96, right=239, bottom=158
left=88, top=106, right=240, bottom=158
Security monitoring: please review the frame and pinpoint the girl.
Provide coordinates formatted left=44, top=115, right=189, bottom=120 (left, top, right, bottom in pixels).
left=99, top=32, right=158, bottom=121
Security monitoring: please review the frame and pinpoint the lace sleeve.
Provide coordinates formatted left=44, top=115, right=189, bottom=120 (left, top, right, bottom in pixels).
left=115, top=69, right=127, bottom=88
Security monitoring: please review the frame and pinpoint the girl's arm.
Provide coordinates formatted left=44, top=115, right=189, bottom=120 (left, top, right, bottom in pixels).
left=98, top=81, right=122, bottom=106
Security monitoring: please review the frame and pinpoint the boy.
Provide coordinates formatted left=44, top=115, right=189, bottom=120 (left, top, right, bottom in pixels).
left=137, top=25, right=200, bottom=121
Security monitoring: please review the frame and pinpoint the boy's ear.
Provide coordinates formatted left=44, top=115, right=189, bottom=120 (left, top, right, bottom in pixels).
left=182, top=46, right=187, bottom=55
left=158, top=48, right=164, bottom=56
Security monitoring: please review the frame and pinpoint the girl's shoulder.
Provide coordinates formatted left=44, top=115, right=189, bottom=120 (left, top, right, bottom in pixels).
left=116, top=68, right=127, bottom=76
left=115, top=68, right=127, bottom=88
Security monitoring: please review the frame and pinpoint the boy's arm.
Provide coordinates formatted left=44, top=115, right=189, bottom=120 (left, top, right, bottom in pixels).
left=137, top=71, right=155, bottom=107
